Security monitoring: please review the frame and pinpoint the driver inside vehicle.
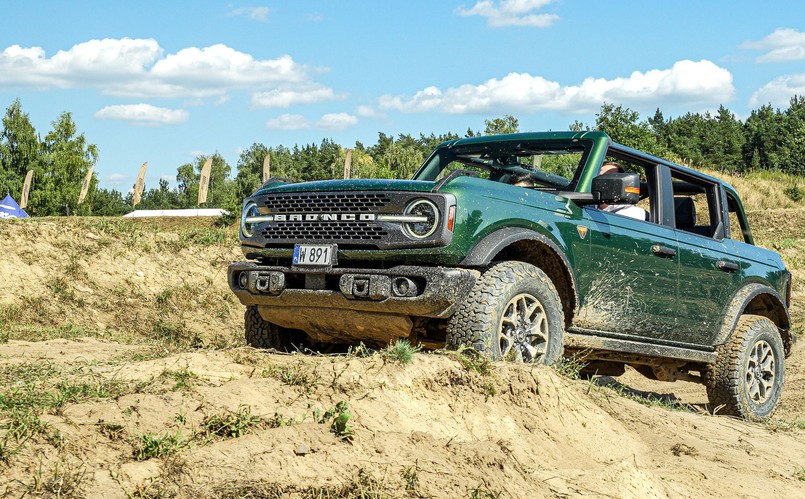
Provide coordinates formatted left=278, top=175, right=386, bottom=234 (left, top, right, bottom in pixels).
left=597, top=162, right=648, bottom=220
left=509, top=172, right=536, bottom=188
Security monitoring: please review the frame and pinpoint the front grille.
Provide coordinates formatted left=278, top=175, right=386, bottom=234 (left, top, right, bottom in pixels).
left=265, top=193, right=391, bottom=213
left=249, top=190, right=453, bottom=249
left=262, top=221, right=387, bottom=241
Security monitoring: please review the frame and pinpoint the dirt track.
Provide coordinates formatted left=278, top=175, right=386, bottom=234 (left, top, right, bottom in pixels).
left=0, top=217, right=803, bottom=497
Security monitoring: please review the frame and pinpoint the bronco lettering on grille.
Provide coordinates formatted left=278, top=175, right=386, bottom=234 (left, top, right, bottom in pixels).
left=273, top=213, right=377, bottom=222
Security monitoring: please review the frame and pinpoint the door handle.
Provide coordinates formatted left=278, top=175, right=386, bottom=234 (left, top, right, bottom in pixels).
left=717, top=260, right=739, bottom=272
left=651, top=244, right=677, bottom=258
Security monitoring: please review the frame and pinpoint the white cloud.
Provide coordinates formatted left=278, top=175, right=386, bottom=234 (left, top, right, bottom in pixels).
left=95, top=104, right=189, bottom=126
left=150, top=45, right=305, bottom=89
left=356, top=105, right=386, bottom=119
left=228, top=6, right=270, bottom=21
left=0, top=38, right=160, bottom=89
left=307, top=12, right=325, bottom=22
left=379, top=60, right=734, bottom=115
left=105, top=173, right=126, bottom=184
left=0, top=38, right=317, bottom=100
left=316, top=113, right=358, bottom=131
left=455, top=0, right=558, bottom=28
left=749, top=74, right=805, bottom=107
left=743, top=28, right=805, bottom=63
left=266, top=114, right=310, bottom=130
left=251, top=84, right=340, bottom=108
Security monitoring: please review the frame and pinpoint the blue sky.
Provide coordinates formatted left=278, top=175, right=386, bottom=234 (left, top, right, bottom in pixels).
left=1, top=1, right=804, bottom=191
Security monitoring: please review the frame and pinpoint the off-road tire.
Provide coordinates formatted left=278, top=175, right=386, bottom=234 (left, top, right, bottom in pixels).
left=244, top=305, right=303, bottom=351
left=705, top=314, right=784, bottom=421
left=446, top=261, right=564, bottom=365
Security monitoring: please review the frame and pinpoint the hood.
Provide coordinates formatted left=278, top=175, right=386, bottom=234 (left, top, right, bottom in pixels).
left=253, top=178, right=435, bottom=196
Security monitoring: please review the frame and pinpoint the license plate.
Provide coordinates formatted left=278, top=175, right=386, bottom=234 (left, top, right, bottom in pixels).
left=293, top=244, right=336, bottom=266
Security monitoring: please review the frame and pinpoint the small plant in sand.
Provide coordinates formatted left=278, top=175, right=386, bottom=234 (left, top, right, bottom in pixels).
left=766, top=418, right=805, bottom=433
left=469, top=485, right=503, bottom=498
left=0, top=409, right=53, bottom=462
left=553, top=354, right=588, bottom=380
left=402, top=465, right=419, bottom=493
left=133, top=432, right=185, bottom=461
left=383, top=339, right=421, bottom=364
left=263, top=360, right=319, bottom=394
left=200, top=405, right=265, bottom=439
left=450, top=345, right=495, bottom=377
left=161, top=367, right=199, bottom=392
left=17, top=458, right=87, bottom=498
left=313, top=401, right=354, bottom=441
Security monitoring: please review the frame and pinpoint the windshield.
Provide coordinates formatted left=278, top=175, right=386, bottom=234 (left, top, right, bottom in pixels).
left=413, top=138, right=593, bottom=190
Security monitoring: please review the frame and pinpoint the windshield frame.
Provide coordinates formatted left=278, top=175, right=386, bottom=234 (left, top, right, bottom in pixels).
left=412, top=137, right=595, bottom=191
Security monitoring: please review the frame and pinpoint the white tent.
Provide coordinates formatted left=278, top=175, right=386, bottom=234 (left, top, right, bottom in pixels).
left=123, top=209, right=228, bottom=218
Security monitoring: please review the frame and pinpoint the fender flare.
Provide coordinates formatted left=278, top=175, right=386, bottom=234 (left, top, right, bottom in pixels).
left=715, top=283, right=792, bottom=352
left=460, top=227, right=566, bottom=266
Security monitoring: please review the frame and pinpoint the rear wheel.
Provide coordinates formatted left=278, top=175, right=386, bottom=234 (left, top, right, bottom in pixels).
left=244, top=305, right=305, bottom=351
left=705, top=315, right=784, bottom=421
left=446, top=261, right=564, bottom=365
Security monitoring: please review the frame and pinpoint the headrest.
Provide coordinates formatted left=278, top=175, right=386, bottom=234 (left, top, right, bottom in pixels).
left=674, top=197, right=696, bottom=228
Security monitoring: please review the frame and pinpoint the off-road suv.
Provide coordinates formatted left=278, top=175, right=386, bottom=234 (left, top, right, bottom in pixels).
left=228, top=131, right=795, bottom=421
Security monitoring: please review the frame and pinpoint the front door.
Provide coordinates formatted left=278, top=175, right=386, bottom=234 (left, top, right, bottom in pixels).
left=575, top=208, right=680, bottom=339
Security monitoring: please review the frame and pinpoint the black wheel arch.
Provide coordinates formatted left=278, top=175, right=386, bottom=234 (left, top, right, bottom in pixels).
left=460, top=227, right=578, bottom=327
left=715, top=283, right=793, bottom=356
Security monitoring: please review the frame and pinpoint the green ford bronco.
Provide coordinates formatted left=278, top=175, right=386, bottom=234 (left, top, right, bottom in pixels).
left=228, top=131, right=795, bottom=420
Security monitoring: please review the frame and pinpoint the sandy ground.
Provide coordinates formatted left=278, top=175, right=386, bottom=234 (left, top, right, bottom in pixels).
left=0, top=217, right=803, bottom=498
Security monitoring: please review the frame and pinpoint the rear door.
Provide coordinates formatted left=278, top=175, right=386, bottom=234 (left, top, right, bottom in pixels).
left=670, top=171, right=743, bottom=345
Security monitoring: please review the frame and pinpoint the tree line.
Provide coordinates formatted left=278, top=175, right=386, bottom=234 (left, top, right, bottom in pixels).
left=1, top=96, right=803, bottom=217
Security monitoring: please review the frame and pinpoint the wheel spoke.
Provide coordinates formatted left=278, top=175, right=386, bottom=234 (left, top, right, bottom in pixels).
left=747, top=378, right=761, bottom=401
left=760, top=350, right=774, bottom=372
left=499, top=334, right=512, bottom=357
left=526, top=318, right=547, bottom=342
left=502, top=304, right=518, bottom=327
left=760, top=377, right=774, bottom=398
left=524, top=299, right=540, bottom=320
left=522, top=341, right=540, bottom=362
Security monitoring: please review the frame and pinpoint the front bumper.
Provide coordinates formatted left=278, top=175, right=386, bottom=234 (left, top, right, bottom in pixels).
left=228, top=262, right=479, bottom=319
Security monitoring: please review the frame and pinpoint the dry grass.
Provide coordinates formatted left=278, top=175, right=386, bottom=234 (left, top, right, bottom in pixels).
left=0, top=217, right=241, bottom=349
left=702, top=168, right=805, bottom=211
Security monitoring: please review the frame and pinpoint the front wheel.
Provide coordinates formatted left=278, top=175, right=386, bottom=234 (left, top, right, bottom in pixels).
left=705, top=315, right=785, bottom=421
left=244, top=305, right=305, bottom=352
left=446, top=261, right=564, bottom=365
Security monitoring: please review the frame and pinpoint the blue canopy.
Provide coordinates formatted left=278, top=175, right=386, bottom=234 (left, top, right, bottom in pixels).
left=0, top=194, right=29, bottom=219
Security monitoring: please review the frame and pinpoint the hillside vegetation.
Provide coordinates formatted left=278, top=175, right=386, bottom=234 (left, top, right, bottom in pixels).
left=0, top=172, right=803, bottom=497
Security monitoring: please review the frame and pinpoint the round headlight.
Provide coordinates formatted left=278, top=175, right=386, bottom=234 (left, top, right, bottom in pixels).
left=240, top=201, right=261, bottom=238
left=403, top=199, right=439, bottom=239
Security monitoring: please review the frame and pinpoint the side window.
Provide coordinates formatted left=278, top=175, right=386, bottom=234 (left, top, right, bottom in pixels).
left=726, top=192, right=751, bottom=243
left=670, top=170, right=723, bottom=238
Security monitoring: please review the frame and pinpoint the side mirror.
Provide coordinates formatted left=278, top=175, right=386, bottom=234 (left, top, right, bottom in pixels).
left=592, top=172, right=640, bottom=205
